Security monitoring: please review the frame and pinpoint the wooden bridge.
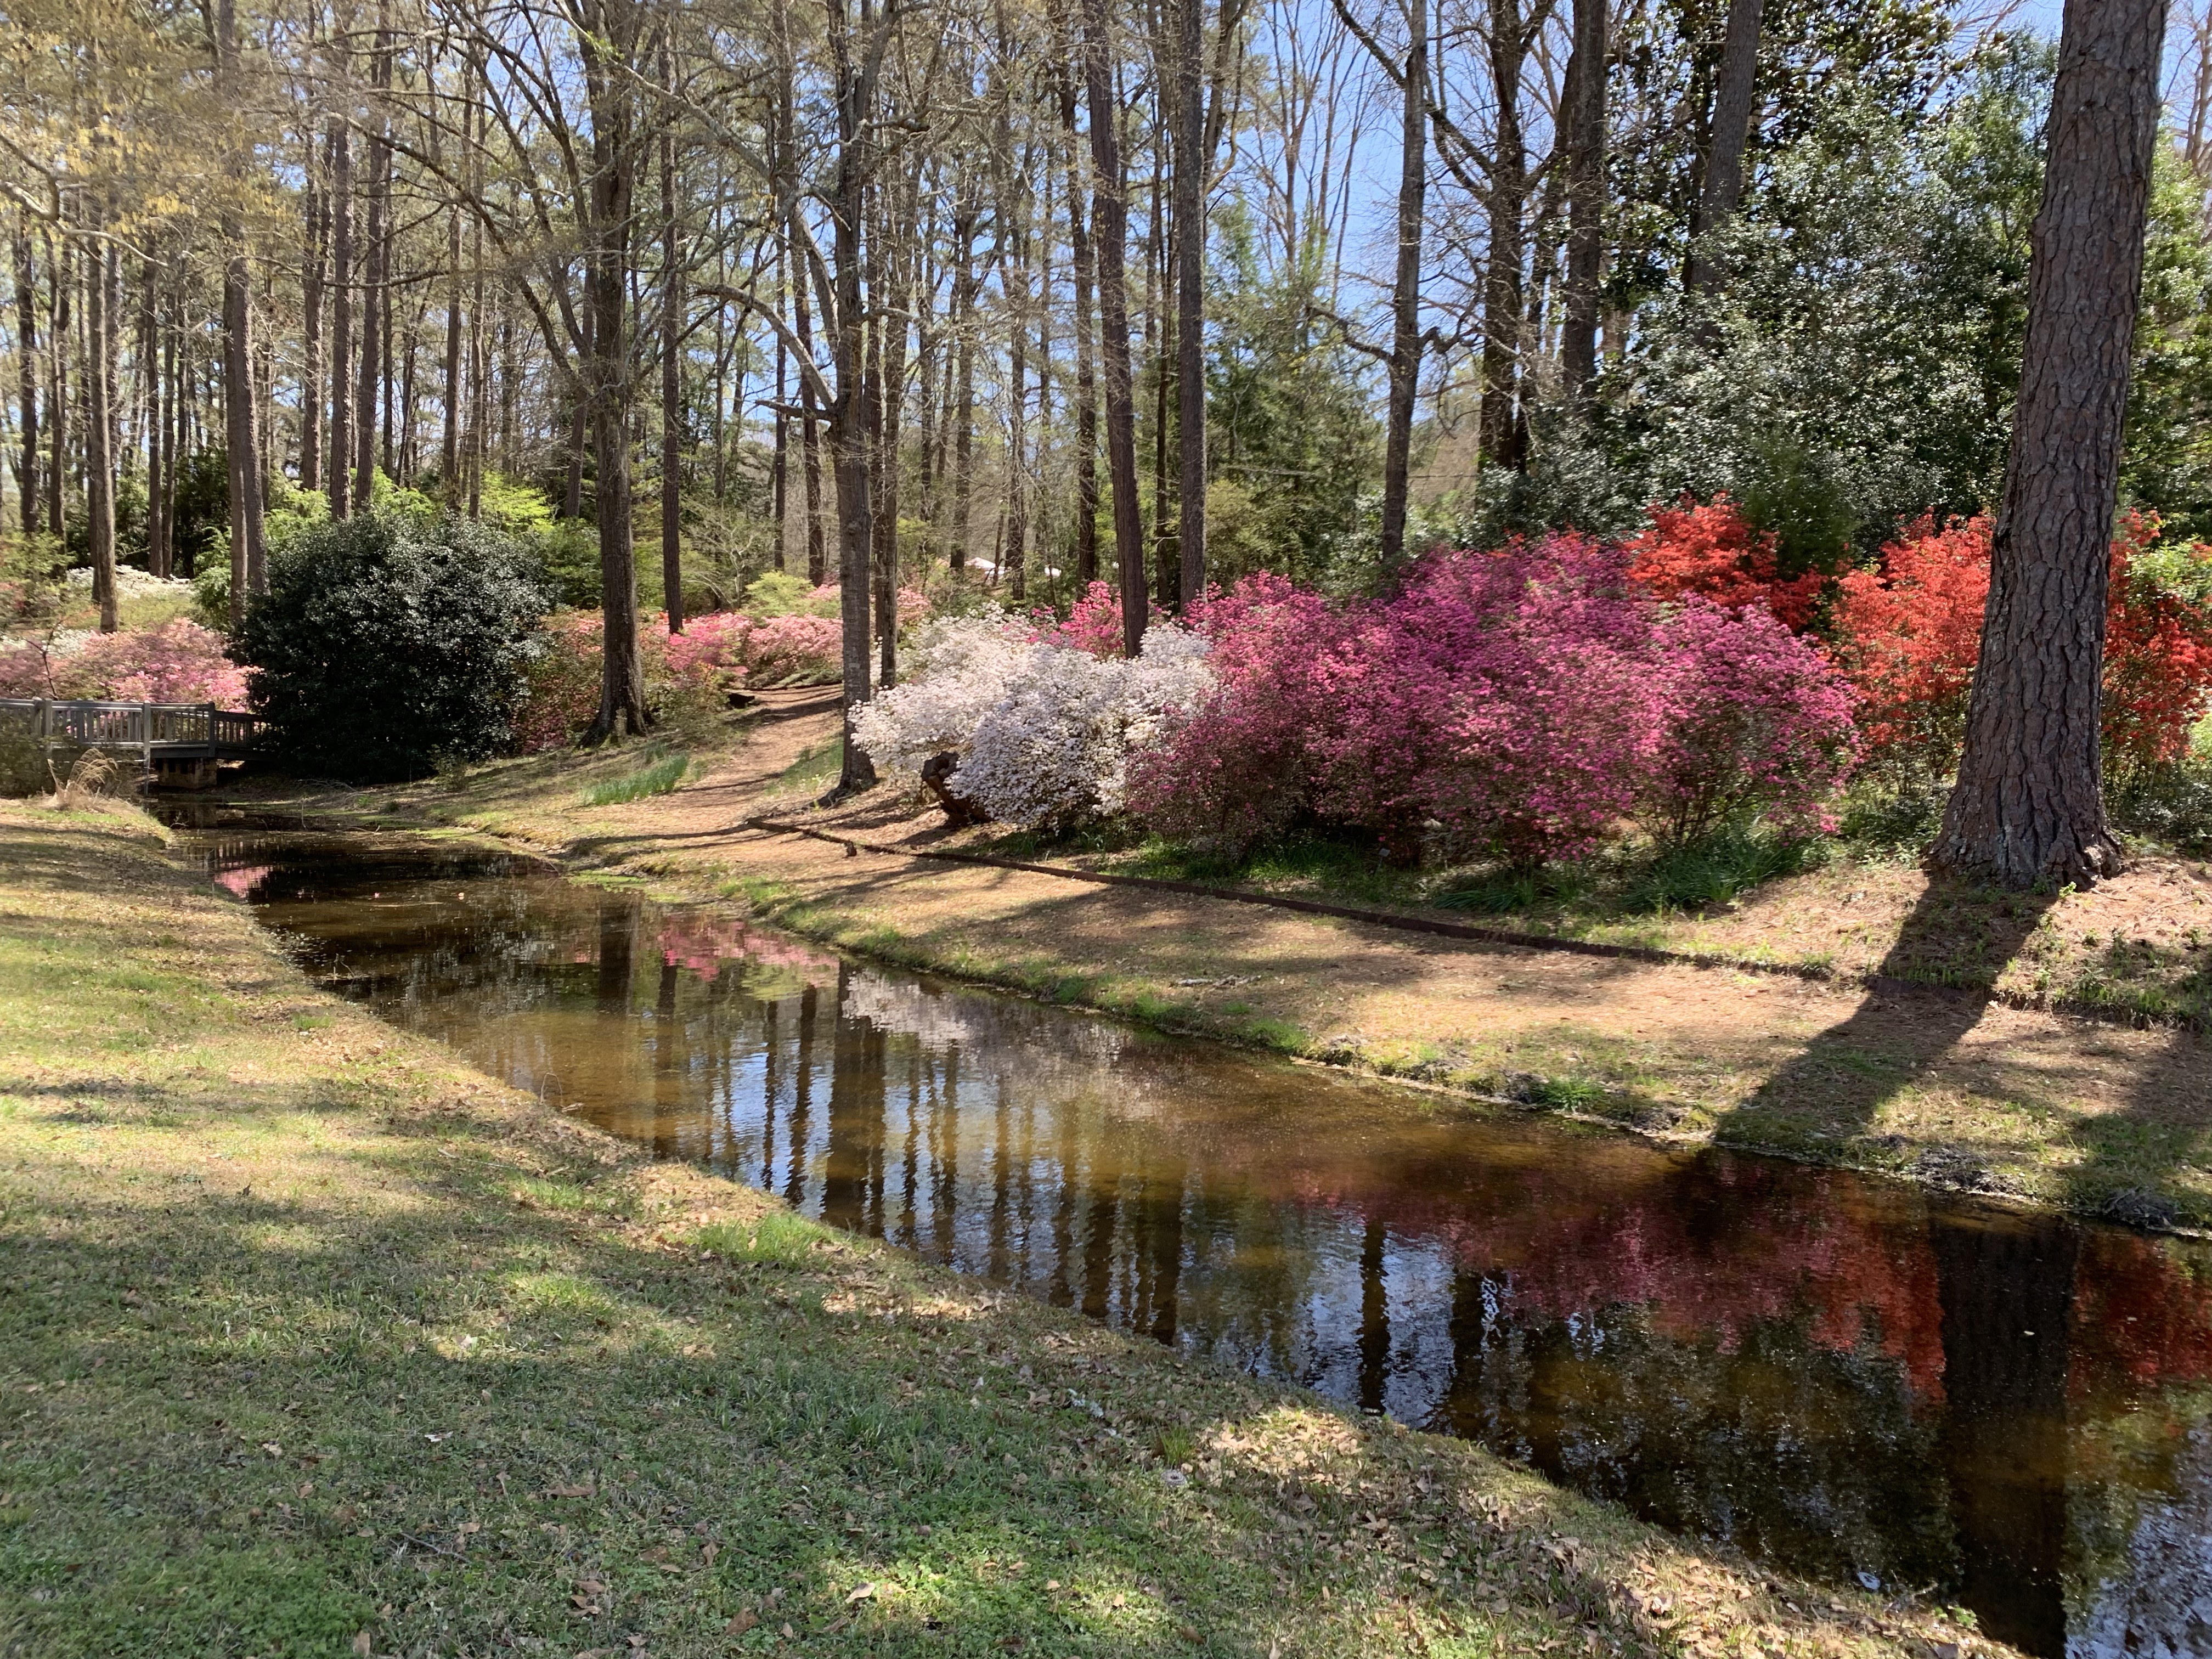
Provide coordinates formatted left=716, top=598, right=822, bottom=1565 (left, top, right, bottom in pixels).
left=0, top=698, right=269, bottom=788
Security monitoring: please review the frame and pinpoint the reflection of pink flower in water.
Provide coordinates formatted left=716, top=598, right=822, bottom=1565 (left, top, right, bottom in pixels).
left=212, top=864, right=274, bottom=899
left=654, top=911, right=840, bottom=979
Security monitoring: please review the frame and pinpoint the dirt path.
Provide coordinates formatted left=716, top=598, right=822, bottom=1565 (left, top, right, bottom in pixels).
left=335, top=689, right=2212, bottom=1228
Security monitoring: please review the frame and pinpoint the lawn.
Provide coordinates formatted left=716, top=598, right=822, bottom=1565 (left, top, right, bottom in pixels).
left=0, top=797, right=1969, bottom=1658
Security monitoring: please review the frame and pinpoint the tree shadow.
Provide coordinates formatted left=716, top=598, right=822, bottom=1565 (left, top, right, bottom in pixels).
left=1709, top=875, right=2062, bottom=1155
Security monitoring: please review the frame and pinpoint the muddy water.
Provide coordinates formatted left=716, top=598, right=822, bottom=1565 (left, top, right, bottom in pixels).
left=181, top=816, right=2212, bottom=1658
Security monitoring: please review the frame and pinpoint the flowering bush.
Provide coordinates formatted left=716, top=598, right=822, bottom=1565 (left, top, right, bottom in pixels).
left=742, top=612, right=842, bottom=685
left=950, top=625, right=1213, bottom=828
left=512, top=610, right=741, bottom=752
left=1830, top=512, right=2212, bottom=780
left=1034, top=580, right=1128, bottom=657
left=0, top=619, right=245, bottom=704
left=850, top=613, right=1028, bottom=778
left=1644, top=599, right=1860, bottom=843
left=1626, top=495, right=1824, bottom=630
left=1125, top=573, right=1342, bottom=855
left=1307, top=536, right=1674, bottom=864
left=1125, top=539, right=1862, bottom=865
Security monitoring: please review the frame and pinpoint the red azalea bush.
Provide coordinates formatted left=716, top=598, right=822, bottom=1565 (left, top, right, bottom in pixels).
left=1626, top=495, right=1824, bottom=630
left=1830, top=511, right=2212, bottom=779
left=1034, top=580, right=1128, bottom=658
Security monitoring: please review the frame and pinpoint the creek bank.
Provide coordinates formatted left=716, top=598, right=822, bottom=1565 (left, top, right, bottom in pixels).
left=228, top=688, right=2212, bottom=1231
left=0, top=796, right=1982, bottom=1658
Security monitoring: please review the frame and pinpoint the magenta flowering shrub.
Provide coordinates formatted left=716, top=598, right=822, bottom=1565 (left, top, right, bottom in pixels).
left=1311, top=536, right=1667, bottom=864
left=1124, top=537, right=1862, bottom=866
left=1034, top=580, right=1127, bottom=658
left=1644, top=598, right=1860, bottom=844
left=1124, top=573, right=1342, bottom=856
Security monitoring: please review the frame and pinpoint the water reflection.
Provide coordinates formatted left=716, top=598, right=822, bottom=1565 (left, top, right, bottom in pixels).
left=184, top=821, right=2212, bottom=1657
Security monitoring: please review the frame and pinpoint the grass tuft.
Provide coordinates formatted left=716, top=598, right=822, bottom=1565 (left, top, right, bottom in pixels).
left=580, top=751, right=691, bottom=806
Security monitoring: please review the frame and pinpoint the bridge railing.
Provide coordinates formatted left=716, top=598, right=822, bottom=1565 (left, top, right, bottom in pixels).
left=0, top=698, right=269, bottom=764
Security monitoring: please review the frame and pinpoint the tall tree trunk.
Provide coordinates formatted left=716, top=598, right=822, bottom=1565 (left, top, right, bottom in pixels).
left=794, top=238, right=827, bottom=585
left=1057, top=64, right=1100, bottom=588
left=1173, top=0, right=1206, bottom=606
left=217, top=0, right=266, bottom=611
left=442, top=211, right=462, bottom=489
left=1376, top=0, right=1425, bottom=565
left=1686, top=0, right=1761, bottom=295
left=950, top=183, right=977, bottom=577
left=579, top=0, right=650, bottom=742
left=146, top=256, right=168, bottom=577
left=13, top=234, right=37, bottom=542
left=1479, top=0, right=1528, bottom=470
left=826, top=0, right=878, bottom=795
left=328, top=120, right=354, bottom=518
left=83, top=205, right=118, bottom=633
left=301, top=146, right=326, bottom=494
left=1930, top=0, right=2165, bottom=889
left=354, top=23, right=390, bottom=515
left=1080, top=0, right=1146, bottom=653
left=47, top=233, right=67, bottom=540
left=1559, top=0, right=1606, bottom=402
left=772, top=251, right=788, bottom=568
left=660, top=88, right=685, bottom=633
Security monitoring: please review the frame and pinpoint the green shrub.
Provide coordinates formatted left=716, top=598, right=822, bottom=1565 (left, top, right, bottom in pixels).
left=233, top=511, right=549, bottom=783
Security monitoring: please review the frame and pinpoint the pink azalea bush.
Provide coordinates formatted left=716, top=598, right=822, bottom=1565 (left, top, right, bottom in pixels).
left=0, top=619, right=247, bottom=704
left=514, top=611, right=743, bottom=752
left=743, top=612, right=842, bottom=684
left=1124, top=573, right=1342, bottom=856
left=1126, top=539, right=1862, bottom=866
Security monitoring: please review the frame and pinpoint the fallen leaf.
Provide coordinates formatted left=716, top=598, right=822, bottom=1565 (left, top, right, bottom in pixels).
left=701, top=1542, right=718, bottom=1569
left=352, top=1634, right=373, bottom=1657
left=724, top=1610, right=758, bottom=1635
left=781, top=1623, right=795, bottom=1640
left=260, top=1442, right=283, bottom=1458
left=549, top=1483, right=595, bottom=1498
left=846, top=1583, right=877, bottom=1604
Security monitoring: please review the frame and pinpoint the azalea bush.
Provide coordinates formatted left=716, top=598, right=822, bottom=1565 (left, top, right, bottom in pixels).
left=1624, top=495, right=1825, bottom=630
left=0, top=618, right=246, bottom=704
left=853, top=611, right=1215, bottom=830
left=1124, top=574, right=1345, bottom=857
left=1830, top=511, right=2212, bottom=783
left=1130, top=539, right=1861, bottom=866
left=513, top=611, right=744, bottom=753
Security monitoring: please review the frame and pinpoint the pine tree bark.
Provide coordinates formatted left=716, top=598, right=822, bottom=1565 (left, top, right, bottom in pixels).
left=13, top=234, right=37, bottom=542
left=1686, top=0, right=1760, bottom=295
left=216, top=0, right=266, bottom=611
left=1173, top=0, right=1207, bottom=606
left=825, top=0, right=878, bottom=794
left=328, top=120, right=354, bottom=519
left=1559, top=0, right=1606, bottom=401
left=1929, top=0, right=2166, bottom=889
left=1080, top=0, right=1146, bottom=653
left=578, top=0, right=650, bottom=742
left=1478, top=0, right=1528, bottom=470
left=83, top=204, right=119, bottom=634
left=44, top=233, right=65, bottom=541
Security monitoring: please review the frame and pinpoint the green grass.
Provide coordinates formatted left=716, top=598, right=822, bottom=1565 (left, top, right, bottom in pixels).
left=764, top=737, right=843, bottom=799
left=0, top=799, right=1948, bottom=1659
left=580, top=751, right=692, bottom=806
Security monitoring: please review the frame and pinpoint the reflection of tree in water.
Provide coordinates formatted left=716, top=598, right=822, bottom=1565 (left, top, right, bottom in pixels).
left=221, top=832, right=2212, bottom=1654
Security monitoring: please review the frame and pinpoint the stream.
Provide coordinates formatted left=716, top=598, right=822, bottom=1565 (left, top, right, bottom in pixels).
left=175, top=812, right=2212, bottom=1658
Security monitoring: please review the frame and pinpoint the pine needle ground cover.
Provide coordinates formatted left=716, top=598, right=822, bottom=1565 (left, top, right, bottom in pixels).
left=0, top=801, right=1970, bottom=1658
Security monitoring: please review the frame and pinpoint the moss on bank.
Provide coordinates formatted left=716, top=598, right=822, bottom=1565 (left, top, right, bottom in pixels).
left=0, top=799, right=1976, bottom=1657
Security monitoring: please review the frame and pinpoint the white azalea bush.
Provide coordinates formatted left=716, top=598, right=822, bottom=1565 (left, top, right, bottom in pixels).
left=853, top=613, right=1214, bottom=829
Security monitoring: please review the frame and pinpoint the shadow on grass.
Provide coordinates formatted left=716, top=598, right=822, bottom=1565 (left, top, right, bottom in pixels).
left=1710, top=875, right=2061, bottom=1156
